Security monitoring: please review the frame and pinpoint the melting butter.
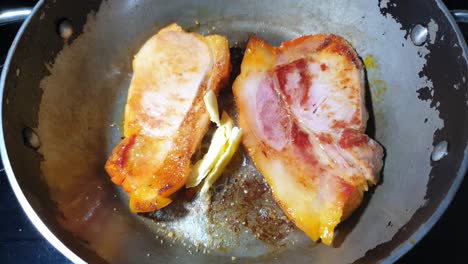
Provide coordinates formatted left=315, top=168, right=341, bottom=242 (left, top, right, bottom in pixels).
left=185, top=90, right=242, bottom=192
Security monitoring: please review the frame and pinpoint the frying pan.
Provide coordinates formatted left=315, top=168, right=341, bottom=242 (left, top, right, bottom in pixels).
left=1, top=0, right=468, bottom=263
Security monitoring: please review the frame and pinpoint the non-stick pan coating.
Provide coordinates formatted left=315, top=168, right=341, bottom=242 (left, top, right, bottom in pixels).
left=1, top=0, right=467, bottom=263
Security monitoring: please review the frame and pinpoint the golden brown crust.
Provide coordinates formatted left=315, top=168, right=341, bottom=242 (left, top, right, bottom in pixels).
left=105, top=25, right=230, bottom=213
left=233, top=34, right=383, bottom=245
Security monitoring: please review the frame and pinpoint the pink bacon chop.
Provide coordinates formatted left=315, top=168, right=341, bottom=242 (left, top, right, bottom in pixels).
left=233, top=35, right=383, bottom=245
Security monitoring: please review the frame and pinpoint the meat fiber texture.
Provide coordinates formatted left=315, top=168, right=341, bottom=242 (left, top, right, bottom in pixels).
left=106, top=24, right=231, bottom=212
left=233, top=35, right=383, bottom=245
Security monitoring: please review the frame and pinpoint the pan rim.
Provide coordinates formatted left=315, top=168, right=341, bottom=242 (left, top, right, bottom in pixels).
left=0, top=0, right=86, bottom=263
left=0, top=0, right=466, bottom=263
left=381, top=0, right=468, bottom=263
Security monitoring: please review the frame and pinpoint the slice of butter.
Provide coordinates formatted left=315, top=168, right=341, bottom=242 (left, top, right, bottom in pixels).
left=185, top=126, right=227, bottom=188
left=185, top=90, right=242, bottom=191
left=201, top=124, right=242, bottom=194
left=203, top=89, right=221, bottom=126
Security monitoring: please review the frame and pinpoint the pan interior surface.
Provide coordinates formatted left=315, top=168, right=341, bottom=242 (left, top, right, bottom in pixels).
left=2, top=0, right=466, bottom=263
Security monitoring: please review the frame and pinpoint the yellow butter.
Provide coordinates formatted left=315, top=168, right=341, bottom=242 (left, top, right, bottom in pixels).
left=201, top=125, right=242, bottom=193
left=186, top=125, right=227, bottom=188
left=186, top=92, right=242, bottom=191
left=203, top=90, right=220, bottom=126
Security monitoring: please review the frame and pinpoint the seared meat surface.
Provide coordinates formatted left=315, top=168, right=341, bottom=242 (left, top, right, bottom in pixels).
left=106, top=24, right=230, bottom=212
left=233, top=35, right=383, bottom=244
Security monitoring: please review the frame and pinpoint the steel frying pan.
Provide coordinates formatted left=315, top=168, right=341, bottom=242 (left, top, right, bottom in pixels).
left=1, top=0, right=468, bottom=263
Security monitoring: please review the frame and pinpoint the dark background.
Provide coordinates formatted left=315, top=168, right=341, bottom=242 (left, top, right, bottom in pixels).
left=1, top=0, right=467, bottom=263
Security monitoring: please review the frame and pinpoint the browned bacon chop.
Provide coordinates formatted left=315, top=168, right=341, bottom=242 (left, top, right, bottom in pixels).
left=233, top=35, right=383, bottom=245
left=105, top=24, right=230, bottom=212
